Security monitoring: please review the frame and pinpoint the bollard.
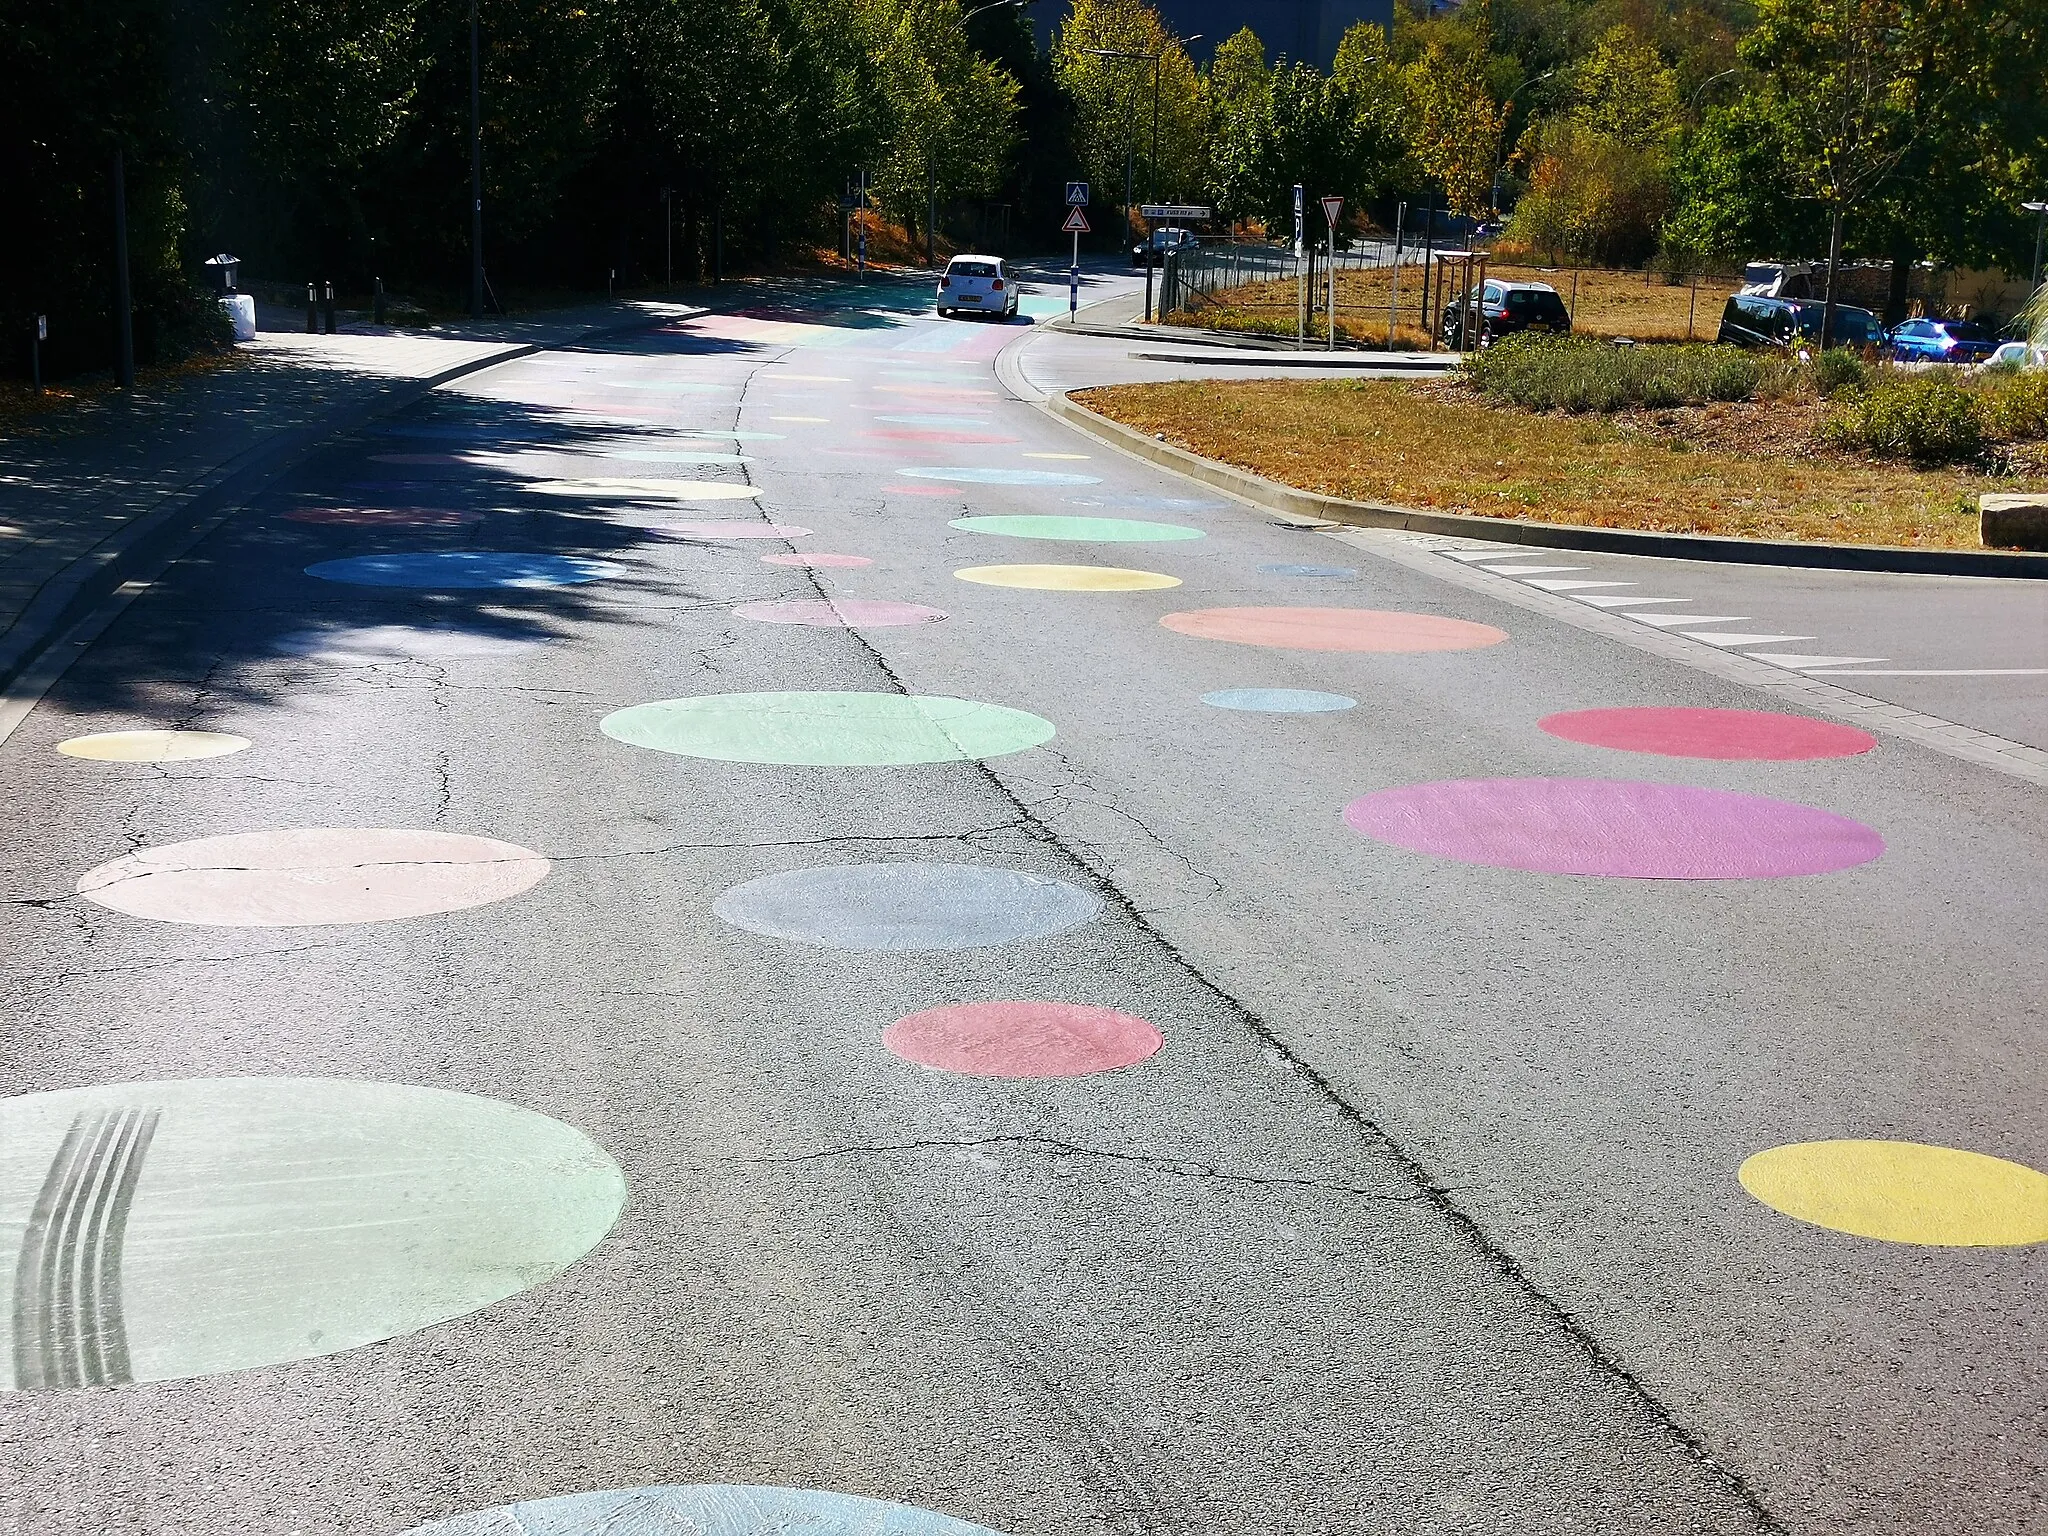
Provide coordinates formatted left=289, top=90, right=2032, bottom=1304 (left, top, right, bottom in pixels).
left=322, top=280, right=336, bottom=334
left=373, top=277, right=386, bottom=324
left=31, top=315, right=45, bottom=393
left=306, top=282, right=317, bottom=333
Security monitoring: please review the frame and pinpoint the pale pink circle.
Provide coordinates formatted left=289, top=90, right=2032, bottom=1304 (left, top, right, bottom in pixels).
left=653, top=521, right=813, bottom=540
left=761, top=552, right=873, bottom=568
left=1343, top=778, right=1885, bottom=879
left=1539, top=707, right=1877, bottom=761
left=283, top=506, right=480, bottom=527
left=733, top=598, right=947, bottom=628
left=76, top=828, right=551, bottom=926
left=1161, top=607, right=1507, bottom=652
left=884, top=1002, right=1164, bottom=1078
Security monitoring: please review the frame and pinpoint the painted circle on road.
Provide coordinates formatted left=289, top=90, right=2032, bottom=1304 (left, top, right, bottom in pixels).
left=531, top=479, right=762, bottom=501
left=601, top=692, right=1054, bottom=766
left=1739, top=1140, right=2048, bottom=1246
left=715, top=863, right=1100, bottom=951
left=1342, top=778, right=1885, bottom=879
left=1162, top=607, right=1506, bottom=652
left=0, top=1077, right=624, bottom=1390
left=655, top=521, right=811, bottom=541
left=864, top=430, right=1021, bottom=445
left=283, top=506, right=481, bottom=528
left=903, top=467, right=1101, bottom=487
left=761, top=552, right=872, bottom=569
left=77, top=828, right=551, bottom=926
left=954, top=564, right=1181, bottom=591
left=732, top=598, right=947, bottom=628
left=687, top=431, right=784, bottom=442
left=951, top=516, right=1204, bottom=544
left=274, top=624, right=543, bottom=665
left=1202, top=689, right=1357, bottom=714
left=884, top=1002, right=1163, bottom=1078
left=305, top=553, right=618, bottom=589
left=57, top=730, right=251, bottom=762
left=878, top=414, right=990, bottom=428
left=1539, top=707, right=1878, bottom=761
left=1068, top=494, right=1224, bottom=512
left=1260, top=563, right=1359, bottom=579
left=399, top=1486, right=1007, bottom=1536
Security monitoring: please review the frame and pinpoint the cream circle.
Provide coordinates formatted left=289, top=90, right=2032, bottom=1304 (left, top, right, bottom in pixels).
left=57, top=731, right=250, bottom=763
left=953, top=565, right=1182, bottom=591
left=1739, top=1140, right=2048, bottom=1246
left=77, top=828, right=551, bottom=927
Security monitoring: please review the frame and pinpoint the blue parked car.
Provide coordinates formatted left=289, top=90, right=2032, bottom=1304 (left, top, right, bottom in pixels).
left=1886, top=317, right=1998, bottom=364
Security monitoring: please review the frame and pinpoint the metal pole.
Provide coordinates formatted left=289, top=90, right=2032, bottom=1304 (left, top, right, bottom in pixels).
left=2033, top=207, right=2046, bottom=293
left=1328, top=218, right=1336, bottom=351
left=1124, top=144, right=1134, bottom=253
left=112, top=150, right=134, bottom=388
left=31, top=317, right=44, bottom=393
left=469, top=0, right=484, bottom=317
left=1070, top=228, right=1079, bottom=318
left=1388, top=201, right=1403, bottom=349
left=1150, top=55, right=1161, bottom=205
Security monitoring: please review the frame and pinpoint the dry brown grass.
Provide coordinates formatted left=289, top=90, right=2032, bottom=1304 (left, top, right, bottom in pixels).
left=1078, top=377, right=2037, bottom=548
left=1176, top=262, right=1742, bottom=347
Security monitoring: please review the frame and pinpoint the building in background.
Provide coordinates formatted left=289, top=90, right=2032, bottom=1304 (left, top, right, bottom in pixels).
left=1032, top=1, right=1395, bottom=70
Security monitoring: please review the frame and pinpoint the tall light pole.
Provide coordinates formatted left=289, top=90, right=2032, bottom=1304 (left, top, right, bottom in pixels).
left=1083, top=44, right=1170, bottom=253
left=469, top=0, right=484, bottom=317
left=2025, top=200, right=2048, bottom=293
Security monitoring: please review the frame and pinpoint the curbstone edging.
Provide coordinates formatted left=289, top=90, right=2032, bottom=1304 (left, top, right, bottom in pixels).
left=1047, top=391, right=2048, bottom=580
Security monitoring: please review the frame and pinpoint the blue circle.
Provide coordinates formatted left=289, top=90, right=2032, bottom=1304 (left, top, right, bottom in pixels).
left=305, top=553, right=619, bottom=589
left=400, top=1485, right=1008, bottom=1535
left=714, top=863, right=1101, bottom=951
left=902, top=467, right=1101, bottom=487
left=1202, top=689, right=1358, bottom=714
left=1260, top=563, right=1359, bottom=579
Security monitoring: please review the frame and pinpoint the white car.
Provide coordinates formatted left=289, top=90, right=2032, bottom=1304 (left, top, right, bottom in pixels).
left=1983, top=339, right=2047, bottom=369
left=936, top=256, right=1018, bottom=320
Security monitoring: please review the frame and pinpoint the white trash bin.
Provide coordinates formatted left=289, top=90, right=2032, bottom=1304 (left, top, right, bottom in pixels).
left=221, top=292, right=257, bottom=341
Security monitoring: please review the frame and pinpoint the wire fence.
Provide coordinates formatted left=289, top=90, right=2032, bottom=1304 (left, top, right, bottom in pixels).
left=1161, top=240, right=1399, bottom=318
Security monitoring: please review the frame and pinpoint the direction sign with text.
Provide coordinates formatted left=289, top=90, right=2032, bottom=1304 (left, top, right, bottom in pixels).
left=1066, top=182, right=1090, bottom=207
left=1139, top=205, right=1211, bottom=221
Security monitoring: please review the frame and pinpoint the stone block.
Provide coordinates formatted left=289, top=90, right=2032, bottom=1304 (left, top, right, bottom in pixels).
left=1980, top=493, right=2048, bottom=550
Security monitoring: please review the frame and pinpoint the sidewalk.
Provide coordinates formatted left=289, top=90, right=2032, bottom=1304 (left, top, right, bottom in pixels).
left=0, top=296, right=700, bottom=718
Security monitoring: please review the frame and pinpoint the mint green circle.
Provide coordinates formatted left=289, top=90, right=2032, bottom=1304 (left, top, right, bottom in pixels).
left=950, top=515, right=1206, bottom=543
left=601, top=692, right=1055, bottom=765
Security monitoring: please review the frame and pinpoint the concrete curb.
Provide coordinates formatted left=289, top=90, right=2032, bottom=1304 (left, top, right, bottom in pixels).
left=1044, top=392, right=2048, bottom=580
left=0, top=306, right=694, bottom=746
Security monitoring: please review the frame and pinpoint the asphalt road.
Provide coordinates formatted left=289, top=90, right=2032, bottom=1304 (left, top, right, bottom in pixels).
left=1, top=271, right=2042, bottom=1536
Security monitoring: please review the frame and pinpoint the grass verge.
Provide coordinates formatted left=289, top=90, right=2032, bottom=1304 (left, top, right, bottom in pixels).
left=1076, top=377, right=2040, bottom=548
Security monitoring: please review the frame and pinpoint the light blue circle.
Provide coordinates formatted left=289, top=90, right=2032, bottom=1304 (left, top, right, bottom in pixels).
left=714, top=863, right=1101, bottom=951
left=1066, top=494, right=1225, bottom=512
left=305, top=553, right=619, bottom=589
left=400, top=1486, right=1009, bottom=1536
left=877, top=414, right=990, bottom=428
left=902, top=467, right=1101, bottom=487
left=1203, top=689, right=1358, bottom=714
left=1260, top=563, right=1359, bottom=579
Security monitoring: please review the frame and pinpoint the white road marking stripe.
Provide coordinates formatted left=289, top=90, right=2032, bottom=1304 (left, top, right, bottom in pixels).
left=1799, top=668, right=2048, bottom=677
left=1439, top=548, right=1537, bottom=561
left=1683, top=632, right=1819, bottom=647
left=1477, top=565, right=1584, bottom=575
left=1576, top=595, right=1691, bottom=608
left=1746, top=654, right=1890, bottom=669
left=1525, top=579, right=1635, bottom=591
left=1626, top=613, right=1751, bottom=628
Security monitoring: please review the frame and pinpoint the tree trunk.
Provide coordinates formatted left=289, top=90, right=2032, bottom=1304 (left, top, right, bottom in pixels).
left=1821, top=204, right=1844, bottom=351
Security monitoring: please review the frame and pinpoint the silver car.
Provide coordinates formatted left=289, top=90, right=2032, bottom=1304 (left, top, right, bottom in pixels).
left=936, top=255, right=1018, bottom=320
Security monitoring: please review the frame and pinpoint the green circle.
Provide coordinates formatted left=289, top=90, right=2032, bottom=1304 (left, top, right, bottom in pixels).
left=601, top=692, right=1056, bottom=765
left=950, top=515, right=1206, bottom=543
left=0, top=1078, right=625, bottom=1390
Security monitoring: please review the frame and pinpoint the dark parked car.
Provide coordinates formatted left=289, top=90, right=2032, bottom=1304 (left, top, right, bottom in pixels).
left=1132, top=228, right=1196, bottom=268
left=1717, top=293, right=1882, bottom=350
left=1441, top=280, right=1572, bottom=347
left=1886, top=316, right=1998, bottom=364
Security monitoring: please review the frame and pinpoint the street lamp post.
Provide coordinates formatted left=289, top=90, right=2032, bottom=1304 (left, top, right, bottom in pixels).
left=1083, top=43, right=1184, bottom=254
left=2024, top=200, right=2048, bottom=293
left=469, top=0, right=484, bottom=317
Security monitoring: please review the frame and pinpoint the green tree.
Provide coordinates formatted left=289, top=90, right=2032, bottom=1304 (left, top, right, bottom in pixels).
left=865, top=0, right=1022, bottom=232
left=1206, top=27, right=1271, bottom=229
left=1053, top=0, right=1208, bottom=232
left=1401, top=27, right=1508, bottom=217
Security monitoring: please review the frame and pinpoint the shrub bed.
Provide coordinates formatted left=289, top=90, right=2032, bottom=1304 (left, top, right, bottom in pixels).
left=1463, top=335, right=1803, bottom=412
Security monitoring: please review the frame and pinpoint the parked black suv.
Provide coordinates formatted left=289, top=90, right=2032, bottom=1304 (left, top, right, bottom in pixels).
left=1717, top=293, right=1882, bottom=350
left=1442, top=280, right=1572, bottom=347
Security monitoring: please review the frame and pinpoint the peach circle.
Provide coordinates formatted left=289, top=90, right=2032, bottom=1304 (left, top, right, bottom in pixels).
left=883, top=1001, right=1163, bottom=1078
left=1159, top=607, right=1507, bottom=652
left=77, top=828, right=551, bottom=927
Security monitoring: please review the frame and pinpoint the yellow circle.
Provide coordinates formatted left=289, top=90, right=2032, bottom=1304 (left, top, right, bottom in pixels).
left=954, top=564, right=1183, bottom=592
left=57, top=730, right=251, bottom=762
left=1738, top=1140, right=2048, bottom=1247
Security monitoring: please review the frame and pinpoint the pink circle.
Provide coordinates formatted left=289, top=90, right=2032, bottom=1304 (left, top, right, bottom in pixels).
left=761, top=552, right=873, bottom=568
left=1539, top=707, right=1877, bottom=761
left=1343, top=778, right=1885, bottom=879
left=653, top=521, right=812, bottom=540
left=283, top=506, right=480, bottom=527
left=733, top=598, right=947, bottom=628
left=884, top=1002, right=1164, bottom=1078
left=1161, top=607, right=1507, bottom=652
left=862, top=430, right=1022, bottom=445
left=886, top=485, right=955, bottom=498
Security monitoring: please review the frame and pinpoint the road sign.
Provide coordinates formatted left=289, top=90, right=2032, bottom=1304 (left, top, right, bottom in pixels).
left=1140, top=204, right=1211, bottom=221
left=1062, top=207, right=1091, bottom=234
left=1066, top=182, right=1090, bottom=207
left=1322, top=195, right=1345, bottom=226
left=1293, top=184, right=1304, bottom=254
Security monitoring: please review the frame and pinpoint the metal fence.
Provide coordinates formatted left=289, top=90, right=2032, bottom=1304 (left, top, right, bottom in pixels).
left=1161, top=240, right=1397, bottom=317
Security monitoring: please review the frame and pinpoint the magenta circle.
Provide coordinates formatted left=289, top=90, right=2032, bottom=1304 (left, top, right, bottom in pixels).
left=1539, top=707, right=1877, bottom=761
left=733, top=598, right=948, bottom=628
left=652, top=521, right=812, bottom=540
left=760, top=552, right=873, bottom=568
left=1343, top=778, right=1885, bottom=879
left=884, top=1002, right=1164, bottom=1078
